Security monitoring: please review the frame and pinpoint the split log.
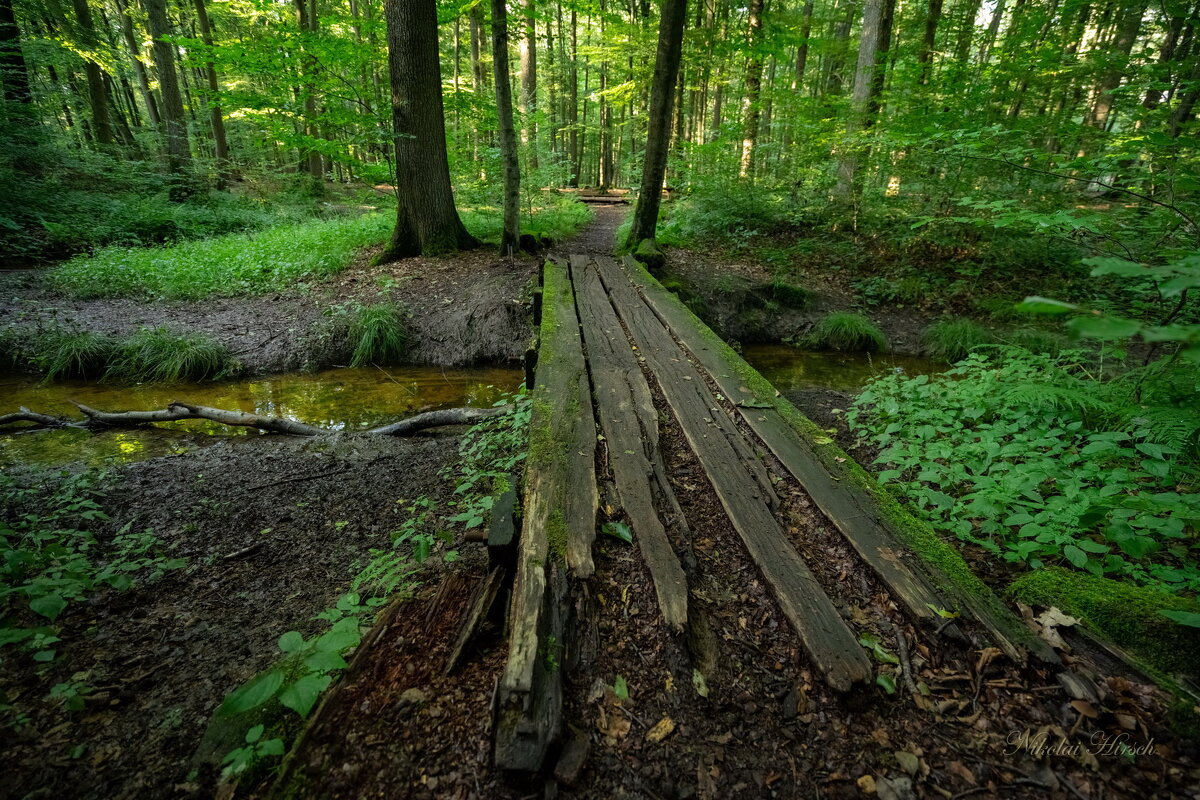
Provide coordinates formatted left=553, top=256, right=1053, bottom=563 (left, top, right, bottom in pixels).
left=593, top=255, right=873, bottom=692
left=572, top=255, right=688, bottom=631
left=0, top=401, right=509, bottom=437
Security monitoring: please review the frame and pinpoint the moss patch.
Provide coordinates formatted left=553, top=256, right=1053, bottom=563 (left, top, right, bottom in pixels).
left=1009, top=567, right=1200, bottom=677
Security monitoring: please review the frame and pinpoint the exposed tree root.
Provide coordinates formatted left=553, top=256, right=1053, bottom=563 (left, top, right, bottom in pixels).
left=0, top=401, right=509, bottom=437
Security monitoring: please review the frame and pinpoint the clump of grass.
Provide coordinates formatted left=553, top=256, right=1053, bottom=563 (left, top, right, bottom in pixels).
left=25, top=327, right=119, bottom=381
left=801, top=312, right=887, bottom=352
left=106, top=327, right=240, bottom=383
left=921, top=318, right=993, bottom=362
left=348, top=303, right=408, bottom=367
left=1002, top=327, right=1068, bottom=356
left=49, top=213, right=392, bottom=301
left=763, top=280, right=812, bottom=310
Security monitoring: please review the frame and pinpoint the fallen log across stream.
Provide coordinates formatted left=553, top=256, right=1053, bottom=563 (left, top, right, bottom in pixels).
left=0, top=401, right=509, bottom=436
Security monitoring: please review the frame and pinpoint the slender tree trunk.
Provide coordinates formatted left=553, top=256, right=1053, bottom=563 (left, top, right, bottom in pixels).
left=71, top=0, right=113, bottom=146
left=569, top=8, right=580, bottom=186
left=0, top=0, right=32, bottom=106
left=1084, top=0, right=1147, bottom=129
left=519, top=0, right=538, bottom=170
left=628, top=0, right=686, bottom=250
left=738, top=0, right=764, bottom=179
left=794, top=0, right=814, bottom=90
left=492, top=0, right=520, bottom=255
left=918, top=0, right=943, bottom=84
left=115, top=0, right=159, bottom=127
left=835, top=0, right=883, bottom=198
left=295, top=0, right=322, bottom=183
left=142, top=0, right=193, bottom=198
left=193, top=0, right=230, bottom=183
left=378, top=0, right=477, bottom=260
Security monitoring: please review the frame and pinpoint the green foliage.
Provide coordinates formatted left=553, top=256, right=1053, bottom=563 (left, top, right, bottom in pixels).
left=347, top=304, right=409, bottom=368
left=847, top=349, right=1200, bottom=592
left=920, top=319, right=992, bottom=363
left=800, top=312, right=888, bottom=352
left=22, top=327, right=118, bottom=381
left=0, top=470, right=185, bottom=658
left=105, top=327, right=241, bottom=383
left=458, top=195, right=592, bottom=245
left=1000, top=328, right=1069, bottom=356
left=49, top=213, right=392, bottom=300
left=763, top=280, right=812, bottom=310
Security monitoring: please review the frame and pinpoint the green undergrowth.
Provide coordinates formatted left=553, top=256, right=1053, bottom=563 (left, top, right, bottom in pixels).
left=921, top=318, right=993, bottom=362
left=4, top=324, right=240, bottom=383
left=347, top=303, right=408, bottom=367
left=800, top=312, right=888, bottom=351
left=0, top=469, right=185, bottom=681
left=619, top=255, right=1039, bottom=651
left=459, top=196, right=592, bottom=246
left=210, top=388, right=530, bottom=783
left=49, top=213, right=392, bottom=300
left=848, top=349, right=1200, bottom=593
left=1009, top=568, right=1200, bottom=678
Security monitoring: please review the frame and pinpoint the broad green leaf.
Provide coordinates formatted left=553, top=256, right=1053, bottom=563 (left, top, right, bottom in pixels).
left=613, top=675, right=630, bottom=701
left=1062, top=545, right=1088, bottom=568
left=602, top=521, right=633, bottom=544
left=220, top=669, right=284, bottom=715
left=1159, top=610, right=1200, bottom=628
left=303, top=651, right=348, bottom=672
left=29, top=593, right=67, bottom=621
left=1067, top=315, right=1141, bottom=341
left=278, top=631, right=304, bottom=654
left=279, top=673, right=331, bottom=718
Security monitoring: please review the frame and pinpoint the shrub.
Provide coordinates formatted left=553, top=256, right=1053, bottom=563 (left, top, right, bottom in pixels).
left=49, top=213, right=392, bottom=300
left=347, top=304, right=409, bottom=367
left=763, top=280, right=812, bottom=310
left=23, top=327, right=118, bottom=381
left=920, top=318, right=992, bottom=362
left=847, top=349, right=1200, bottom=592
left=800, top=312, right=887, bottom=351
left=105, top=327, right=240, bottom=383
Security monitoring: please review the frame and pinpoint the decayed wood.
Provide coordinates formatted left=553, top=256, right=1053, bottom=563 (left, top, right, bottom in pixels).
left=0, top=401, right=506, bottom=438
left=592, top=255, right=872, bottom=692
left=572, top=255, right=688, bottom=631
left=494, top=258, right=593, bottom=772
left=621, top=254, right=1059, bottom=666
left=444, top=567, right=504, bottom=676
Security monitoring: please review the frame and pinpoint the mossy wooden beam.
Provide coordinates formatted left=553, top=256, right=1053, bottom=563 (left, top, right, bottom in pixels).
left=617, top=255, right=1059, bottom=667
left=594, top=256, right=873, bottom=692
left=573, top=256, right=688, bottom=631
left=494, top=258, right=597, bottom=773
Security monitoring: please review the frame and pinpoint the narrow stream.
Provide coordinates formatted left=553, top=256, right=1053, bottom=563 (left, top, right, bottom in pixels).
left=0, top=365, right=523, bottom=467
left=742, top=344, right=940, bottom=394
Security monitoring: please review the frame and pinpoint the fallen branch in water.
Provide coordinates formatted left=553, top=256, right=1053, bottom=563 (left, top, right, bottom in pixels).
left=0, top=401, right=509, bottom=437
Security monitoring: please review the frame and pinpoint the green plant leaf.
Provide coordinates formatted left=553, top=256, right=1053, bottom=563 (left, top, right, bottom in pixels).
left=29, top=593, right=67, bottom=621
left=602, top=521, right=633, bottom=544
left=876, top=673, right=897, bottom=694
left=220, top=669, right=284, bottom=716
left=245, top=724, right=264, bottom=744
left=1067, top=315, right=1141, bottom=341
left=278, top=631, right=305, bottom=654
left=303, top=651, right=348, bottom=672
left=279, top=673, right=332, bottom=718
left=1159, top=610, right=1200, bottom=628
left=613, top=675, right=630, bottom=701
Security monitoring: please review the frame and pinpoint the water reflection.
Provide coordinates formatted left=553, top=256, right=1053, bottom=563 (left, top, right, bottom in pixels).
left=0, top=365, right=523, bottom=467
left=741, top=345, right=940, bottom=394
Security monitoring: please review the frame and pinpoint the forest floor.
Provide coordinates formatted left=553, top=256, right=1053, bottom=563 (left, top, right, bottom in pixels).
left=3, top=208, right=1197, bottom=800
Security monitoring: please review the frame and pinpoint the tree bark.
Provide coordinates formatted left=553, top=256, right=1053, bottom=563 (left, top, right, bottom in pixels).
left=793, top=0, right=814, bottom=91
left=142, top=0, right=193, bottom=199
left=378, top=0, right=478, bottom=260
left=193, top=0, right=231, bottom=183
left=835, top=0, right=884, bottom=198
left=71, top=0, right=113, bottom=146
left=1084, top=0, right=1148, bottom=129
left=519, top=0, right=538, bottom=170
left=492, top=0, right=521, bottom=256
left=918, top=0, right=942, bottom=85
left=0, top=0, right=32, bottom=106
left=115, top=0, right=159, bottom=127
left=568, top=8, right=580, bottom=186
left=738, top=0, right=764, bottom=179
left=628, top=0, right=687, bottom=251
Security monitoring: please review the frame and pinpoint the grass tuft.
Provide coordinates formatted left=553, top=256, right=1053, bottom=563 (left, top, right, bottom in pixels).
left=105, top=327, right=240, bottom=383
left=763, top=280, right=812, bottom=310
left=1001, top=327, right=1069, bottom=356
left=801, top=312, right=887, bottom=352
left=348, top=304, right=408, bottom=367
left=921, top=318, right=993, bottom=362
left=25, top=327, right=119, bottom=381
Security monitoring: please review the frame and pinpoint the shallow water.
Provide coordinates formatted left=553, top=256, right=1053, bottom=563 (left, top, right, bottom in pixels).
left=741, top=344, right=940, bottom=394
left=0, top=365, right=523, bottom=467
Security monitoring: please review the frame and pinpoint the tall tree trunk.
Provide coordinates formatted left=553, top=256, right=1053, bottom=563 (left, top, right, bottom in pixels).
left=918, top=0, right=943, bottom=85
left=378, top=0, right=477, bottom=260
left=71, top=0, right=113, bottom=146
left=0, top=0, right=32, bottom=106
left=142, top=0, right=193, bottom=198
left=738, top=0, right=764, bottom=178
left=519, top=0, right=538, bottom=170
left=295, top=0, right=322, bottom=183
left=115, top=0, right=159, bottom=127
left=628, top=0, right=686, bottom=251
left=824, top=0, right=856, bottom=97
left=568, top=7, right=580, bottom=186
left=193, top=0, right=230, bottom=183
left=1084, top=0, right=1147, bottom=129
left=492, top=0, right=520, bottom=255
left=835, top=0, right=883, bottom=197
left=793, top=0, right=814, bottom=90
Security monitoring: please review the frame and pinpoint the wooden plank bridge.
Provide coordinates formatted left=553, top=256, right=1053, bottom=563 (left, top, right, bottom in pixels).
left=492, top=253, right=1058, bottom=773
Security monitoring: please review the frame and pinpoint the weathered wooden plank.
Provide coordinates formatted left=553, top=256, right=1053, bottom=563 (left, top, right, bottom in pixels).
left=593, top=256, right=873, bottom=692
left=572, top=256, right=688, bottom=631
left=444, top=567, right=504, bottom=676
left=494, top=258, right=594, bottom=772
left=619, top=255, right=1058, bottom=666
